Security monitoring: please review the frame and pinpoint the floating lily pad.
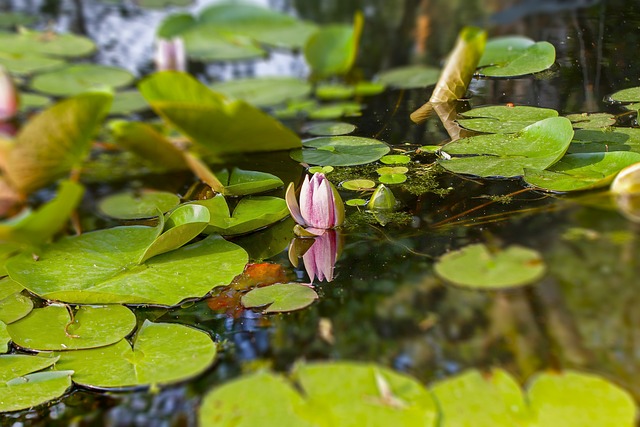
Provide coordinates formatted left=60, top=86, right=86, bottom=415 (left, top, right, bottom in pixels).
left=434, top=243, right=545, bottom=289
left=0, top=354, right=72, bottom=412
left=0, top=322, right=8, bottom=353
left=54, top=320, right=215, bottom=389
left=30, top=64, right=134, bottom=96
left=0, top=278, right=33, bottom=325
left=308, top=166, right=334, bottom=174
left=380, top=155, right=410, bottom=165
left=138, top=72, right=301, bottom=158
left=305, top=121, right=356, bottom=136
left=379, top=174, right=407, bottom=184
left=216, top=168, right=284, bottom=196
left=0, top=12, right=37, bottom=30
left=181, top=25, right=266, bottom=61
left=137, top=0, right=192, bottom=8
left=342, top=179, right=376, bottom=190
left=565, top=113, right=616, bottom=129
left=110, top=90, right=149, bottom=116
left=607, top=86, right=640, bottom=104
left=241, top=283, right=318, bottom=313
left=354, top=81, right=386, bottom=96
left=569, top=127, right=640, bottom=154
left=0, top=52, right=65, bottom=75
left=0, top=31, right=95, bottom=58
left=439, top=117, right=573, bottom=177
left=291, top=136, right=390, bottom=166
left=304, top=12, right=364, bottom=79
left=8, top=304, right=136, bottom=351
left=377, top=166, right=408, bottom=175
left=194, top=195, right=289, bottom=236
left=478, top=36, right=556, bottom=77
left=376, top=65, right=441, bottom=89
left=457, top=105, right=558, bottom=134
left=18, top=92, right=51, bottom=112
left=6, top=229, right=248, bottom=306
left=98, top=190, right=180, bottom=220
left=210, top=77, right=311, bottom=108
left=316, top=83, right=355, bottom=100
left=308, top=101, right=363, bottom=120
left=346, top=198, right=368, bottom=206
left=524, top=152, right=640, bottom=192
left=232, top=217, right=295, bottom=261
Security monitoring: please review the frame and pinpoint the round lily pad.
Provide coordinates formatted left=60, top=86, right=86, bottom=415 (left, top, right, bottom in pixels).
left=308, top=166, right=334, bottom=174
left=241, top=283, right=318, bottom=313
left=346, top=198, right=368, bottom=206
left=0, top=52, right=65, bottom=76
left=607, top=86, right=640, bottom=103
left=98, top=190, right=180, bottom=220
left=380, top=155, right=410, bottom=165
left=341, top=179, right=376, bottom=190
left=30, top=64, right=134, bottom=96
left=376, top=65, right=441, bottom=89
left=478, top=37, right=556, bottom=77
left=377, top=166, right=408, bottom=175
left=291, top=136, right=390, bottom=166
left=8, top=304, right=136, bottom=351
left=210, top=77, right=311, bottom=108
left=354, top=81, right=386, bottom=96
left=18, top=92, right=51, bottom=112
left=457, top=105, right=558, bottom=134
left=379, top=174, right=407, bottom=184
left=434, top=243, right=546, bottom=289
left=305, top=121, right=356, bottom=136
left=0, top=31, right=95, bottom=58
left=308, top=102, right=363, bottom=120
left=316, top=83, right=356, bottom=100
left=54, top=320, right=215, bottom=389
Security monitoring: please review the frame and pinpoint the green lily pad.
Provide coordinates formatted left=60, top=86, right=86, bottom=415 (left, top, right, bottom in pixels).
left=607, top=86, right=640, bottom=103
left=139, top=204, right=210, bottom=263
left=6, top=229, right=248, bottom=306
left=342, top=179, right=376, bottom=190
left=241, top=283, right=318, bottom=313
left=138, top=72, right=301, bottom=158
left=305, top=121, right=356, bottom=136
left=137, top=0, right=192, bottom=8
left=7, top=304, right=136, bottom=351
left=524, top=152, right=640, bottom=192
left=377, top=166, right=408, bottom=175
left=565, top=113, right=616, bottom=129
left=180, top=24, right=266, bottom=61
left=316, top=83, right=355, bottom=100
left=210, top=77, right=311, bottom=108
left=232, top=217, right=295, bottom=261
left=194, top=195, right=289, bottom=236
left=291, top=136, right=390, bottom=166
left=0, top=51, right=65, bottom=76
left=346, top=198, right=368, bottom=206
left=294, top=362, right=439, bottom=426
left=109, top=90, right=149, bottom=116
left=30, top=64, right=134, bottom=96
left=457, top=105, right=558, bottom=134
left=308, top=166, right=334, bottom=174
left=379, top=174, right=407, bottom=184
left=18, top=92, right=51, bottom=112
left=200, top=372, right=316, bottom=427
left=54, top=320, right=215, bottom=389
left=0, top=322, right=8, bottom=353
left=304, top=12, right=364, bottom=79
left=308, top=101, right=363, bottom=120
left=376, top=65, right=441, bottom=89
left=568, top=127, right=640, bottom=154
left=434, top=243, right=546, bottom=289
left=4, top=92, right=112, bottom=194
left=0, top=278, right=33, bottom=325
left=354, top=81, right=386, bottom=96
left=0, top=31, right=95, bottom=58
left=157, top=13, right=196, bottom=38
left=478, top=36, right=556, bottom=77
left=216, top=167, right=284, bottom=196
left=380, top=155, right=410, bottom=165
left=439, top=117, right=573, bottom=177
left=98, top=190, right=180, bottom=220
left=0, top=12, right=37, bottom=30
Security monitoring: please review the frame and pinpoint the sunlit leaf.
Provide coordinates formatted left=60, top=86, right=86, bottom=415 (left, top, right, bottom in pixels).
left=316, top=83, right=355, bottom=100
left=30, top=64, right=134, bottom=96
left=341, top=179, right=376, bottom=190
left=216, top=167, right=284, bottom=196
left=8, top=304, right=136, bottom=351
left=0, top=31, right=95, bottom=58
left=210, top=77, right=311, bottom=108
left=291, top=136, right=390, bottom=166
left=434, top=243, right=545, bottom=289
left=478, top=36, right=556, bottom=77
left=4, top=92, right=112, bottom=194
left=54, top=320, right=215, bottom=389
left=379, top=174, right=407, bottom=184
left=457, top=105, right=558, bottom=134
left=524, top=152, right=640, bottom=192
left=380, top=155, right=410, bottom=165
left=138, top=72, right=301, bottom=158
left=0, top=278, right=33, bottom=324
left=568, top=127, right=640, bottom=154
left=607, top=86, right=640, bottom=104
left=376, top=65, right=441, bottom=89
left=565, top=113, right=615, bottom=129
left=98, top=190, right=180, bottom=220
left=241, top=283, right=317, bottom=313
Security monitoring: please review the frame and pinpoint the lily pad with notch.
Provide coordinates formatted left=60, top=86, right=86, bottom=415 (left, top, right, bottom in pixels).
left=8, top=304, right=136, bottom=351
left=0, top=353, right=73, bottom=412
left=523, top=152, right=640, bottom=192
left=98, top=190, right=180, bottom=220
left=434, top=243, right=546, bottom=289
left=291, top=136, right=390, bottom=166
left=54, top=320, right=215, bottom=389
left=241, top=283, right=318, bottom=313
left=457, top=105, right=558, bottom=134
left=477, top=36, right=556, bottom=77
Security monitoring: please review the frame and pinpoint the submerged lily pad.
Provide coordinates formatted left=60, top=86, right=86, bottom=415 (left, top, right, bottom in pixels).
left=478, top=36, right=556, bottom=77
left=98, top=190, right=180, bottom=220
left=210, top=77, right=311, bottom=108
left=434, top=243, right=545, bottom=289
left=6, top=229, right=248, bottom=306
left=55, top=320, right=215, bottom=389
left=8, top=304, right=136, bottom=351
left=439, top=117, right=573, bottom=177
left=0, top=354, right=72, bottom=412
left=376, top=65, right=441, bottom=89
left=241, top=283, right=318, bottom=313
left=194, top=195, right=289, bottom=236
left=30, top=64, right=134, bottom=96
left=0, top=52, right=65, bottom=76
left=0, top=31, right=95, bottom=58
left=291, top=136, right=390, bottom=166
left=457, top=105, right=558, bottom=134
left=524, top=152, right=640, bottom=192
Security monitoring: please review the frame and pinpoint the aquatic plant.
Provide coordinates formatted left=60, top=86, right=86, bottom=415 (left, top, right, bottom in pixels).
left=286, top=172, right=345, bottom=235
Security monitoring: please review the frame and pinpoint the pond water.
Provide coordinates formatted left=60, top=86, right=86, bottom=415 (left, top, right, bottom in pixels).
left=2, top=0, right=640, bottom=426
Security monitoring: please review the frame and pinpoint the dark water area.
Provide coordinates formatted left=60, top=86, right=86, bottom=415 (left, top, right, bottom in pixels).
left=2, top=0, right=640, bottom=425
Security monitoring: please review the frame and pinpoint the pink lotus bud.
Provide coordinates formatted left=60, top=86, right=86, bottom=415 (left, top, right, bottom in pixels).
left=0, top=67, right=19, bottom=122
left=285, top=173, right=344, bottom=233
left=154, top=38, right=186, bottom=72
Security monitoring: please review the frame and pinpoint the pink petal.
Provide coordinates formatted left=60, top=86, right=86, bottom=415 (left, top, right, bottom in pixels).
left=0, top=67, right=18, bottom=122
left=308, top=178, right=333, bottom=229
left=285, top=182, right=306, bottom=226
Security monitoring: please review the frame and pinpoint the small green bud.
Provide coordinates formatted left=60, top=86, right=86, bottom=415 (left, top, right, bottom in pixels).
left=367, top=184, right=396, bottom=211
